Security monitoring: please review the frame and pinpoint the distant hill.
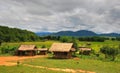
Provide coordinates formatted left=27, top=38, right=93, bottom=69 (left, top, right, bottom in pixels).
left=53, top=30, right=97, bottom=36
left=36, top=32, right=52, bottom=36
left=0, top=26, right=39, bottom=42
left=100, top=33, right=120, bottom=37
left=36, top=30, right=120, bottom=37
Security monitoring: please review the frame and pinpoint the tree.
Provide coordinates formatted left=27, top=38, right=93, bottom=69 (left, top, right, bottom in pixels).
left=71, top=37, right=78, bottom=51
left=59, top=36, right=72, bottom=42
left=100, top=46, right=119, bottom=61
left=41, top=45, right=46, bottom=48
left=0, top=25, right=40, bottom=42
left=100, top=46, right=108, bottom=58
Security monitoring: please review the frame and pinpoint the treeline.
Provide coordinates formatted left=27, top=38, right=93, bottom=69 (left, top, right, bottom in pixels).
left=39, top=36, right=108, bottom=42
left=111, top=37, right=120, bottom=41
left=78, top=36, right=108, bottom=42
left=40, top=36, right=120, bottom=42
left=0, top=26, right=39, bottom=42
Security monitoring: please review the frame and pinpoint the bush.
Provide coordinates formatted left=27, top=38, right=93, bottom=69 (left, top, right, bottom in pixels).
left=0, top=46, right=17, bottom=55
left=41, top=45, right=46, bottom=48
left=100, top=46, right=119, bottom=61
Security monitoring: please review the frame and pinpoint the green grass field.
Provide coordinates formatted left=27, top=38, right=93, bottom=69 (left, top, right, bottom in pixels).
left=23, top=57, right=120, bottom=73
left=0, top=65, right=67, bottom=73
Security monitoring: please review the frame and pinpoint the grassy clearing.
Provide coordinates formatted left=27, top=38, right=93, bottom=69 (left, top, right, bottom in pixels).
left=23, top=57, right=120, bottom=73
left=0, top=65, right=67, bottom=73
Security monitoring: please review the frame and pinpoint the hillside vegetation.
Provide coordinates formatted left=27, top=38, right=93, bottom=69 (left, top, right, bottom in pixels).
left=0, top=26, right=39, bottom=42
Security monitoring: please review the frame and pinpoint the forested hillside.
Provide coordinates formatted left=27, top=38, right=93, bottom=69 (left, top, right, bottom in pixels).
left=0, top=26, right=39, bottom=42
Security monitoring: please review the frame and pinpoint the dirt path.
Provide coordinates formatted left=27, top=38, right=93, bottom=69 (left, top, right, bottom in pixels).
left=0, top=55, right=47, bottom=66
left=23, top=64, right=95, bottom=73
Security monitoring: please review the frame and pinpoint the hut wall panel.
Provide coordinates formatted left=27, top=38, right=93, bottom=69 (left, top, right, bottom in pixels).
left=53, top=52, right=72, bottom=59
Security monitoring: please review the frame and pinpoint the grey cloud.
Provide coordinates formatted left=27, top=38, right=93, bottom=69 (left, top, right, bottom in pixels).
left=0, top=0, right=120, bottom=33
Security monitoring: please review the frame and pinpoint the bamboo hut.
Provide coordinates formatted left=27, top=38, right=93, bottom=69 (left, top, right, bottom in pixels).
left=17, top=45, right=37, bottom=56
left=37, top=48, right=48, bottom=55
left=79, top=47, right=92, bottom=55
left=49, top=43, right=75, bottom=59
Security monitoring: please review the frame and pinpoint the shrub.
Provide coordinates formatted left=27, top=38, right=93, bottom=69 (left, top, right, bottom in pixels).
left=100, top=46, right=119, bottom=61
left=0, top=46, right=17, bottom=55
left=41, top=45, right=46, bottom=48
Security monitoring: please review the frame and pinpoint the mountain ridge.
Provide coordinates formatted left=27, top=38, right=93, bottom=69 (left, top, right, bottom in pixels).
left=36, top=30, right=120, bottom=37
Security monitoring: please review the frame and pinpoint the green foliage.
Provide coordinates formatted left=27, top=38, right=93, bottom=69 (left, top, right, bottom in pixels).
left=100, top=46, right=120, bottom=61
left=78, top=36, right=106, bottom=42
left=71, top=37, right=78, bottom=51
left=59, top=36, right=72, bottom=42
left=0, top=46, right=17, bottom=55
left=41, top=45, right=46, bottom=48
left=115, top=37, right=120, bottom=41
left=42, top=36, right=60, bottom=41
left=0, top=26, right=40, bottom=42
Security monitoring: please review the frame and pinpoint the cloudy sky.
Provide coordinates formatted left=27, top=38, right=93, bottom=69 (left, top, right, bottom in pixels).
left=0, top=0, right=120, bottom=33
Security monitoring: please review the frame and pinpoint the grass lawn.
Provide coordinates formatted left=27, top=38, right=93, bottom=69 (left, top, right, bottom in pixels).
left=0, top=65, right=67, bottom=73
left=23, top=57, right=120, bottom=73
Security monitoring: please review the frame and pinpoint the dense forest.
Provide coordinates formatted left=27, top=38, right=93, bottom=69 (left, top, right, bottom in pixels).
left=0, top=26, right=39, bottom=42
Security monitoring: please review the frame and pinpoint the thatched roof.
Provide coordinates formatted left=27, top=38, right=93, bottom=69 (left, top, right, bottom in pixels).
left=79, top=47, right=91, bottom=51
left=71, top=48, right=76, bottom=51
left=49, top=43, right=74, bottom=52
left=18, top=45, right=36, bottom=51
left=37, top=48, right=48, bottom=51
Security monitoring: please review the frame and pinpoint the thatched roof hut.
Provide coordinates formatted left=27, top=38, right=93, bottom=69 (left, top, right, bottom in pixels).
left=79, top=47, right=92, bottom=55
left=18, top=45, right=36, bottom=51
left=37, top=48, right=48, bottom=55
left=49, top=43, right=75, bottom=59
left=17, top=45, right=37, bottom=56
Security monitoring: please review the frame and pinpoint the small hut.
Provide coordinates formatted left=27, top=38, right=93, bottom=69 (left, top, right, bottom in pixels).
left=17, top=45, right=37, bottom=56
left=37, top=48, right=48, bottom=55
left=79, top=47, right=92, bottom=55
left=49, top=43, right=75, bottom=59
